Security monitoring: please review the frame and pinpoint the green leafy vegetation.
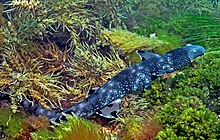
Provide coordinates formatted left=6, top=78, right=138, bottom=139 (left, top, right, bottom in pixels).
left=33, top=115, right=112, bottom=140
left=0, top=106, right=27, bottom=139
left=155, top=96, right=220, bottom=139
left=143, top=48, right=220, bottom=139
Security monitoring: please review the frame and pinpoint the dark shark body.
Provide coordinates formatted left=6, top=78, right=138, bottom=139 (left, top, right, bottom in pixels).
left=22, top=44, right=205, bottom=122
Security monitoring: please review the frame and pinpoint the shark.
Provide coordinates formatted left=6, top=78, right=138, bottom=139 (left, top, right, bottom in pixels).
left=21, top=44, right=205, bottom=123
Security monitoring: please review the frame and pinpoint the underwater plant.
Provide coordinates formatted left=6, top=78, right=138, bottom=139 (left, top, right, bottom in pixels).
left=102, top=28, right=166, bottom=62
left=59, top=44, right=128, bottom=104
left=169, top=14, right=220, bottom=47
left=2, top=0, right=124, bottom=54
left=135, top=14, right=220, bottom=49
left=118, top=113, right=162, bottom=140
left=115, top=0, right=218, bottom=31
left=155, top=96, right=220, bottom=139
left=32, top=115, right=112, bottom=140
left=0, top=44, right=70, bottom=112
left=0, top=106, right=28, bottom=139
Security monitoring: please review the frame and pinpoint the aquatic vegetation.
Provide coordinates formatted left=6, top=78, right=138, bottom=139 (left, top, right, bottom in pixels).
left=136, top=14, right=220, bottom=49
left=155, top=96, right=220, bottom=139
left=136, top=28, right=182, bottom=54
left=168, top=14, right=220, bottom=47
left=0, top=29, right=4, bottom=48
left=66, top=44, right=128, bottom=99
left=33, top=115, right=112, bottom=140
left=25, top=115, right=50, bottom=130
left=1, top=0, right=129, bottom=115
left=2, top=0, right=123, bottom=53
left=144, top=48, right=220, bottom=112
left=118, top=116, right=144, bottom=140
left=118, top=95, right=150, bottom=118
left=33, top=42, right=69, bottom=74
left=0, top=106, right=27, bottom=139
left=102, top=28, right=165, bottom=62
left=116, top=0, right=218, bottom=31
left=0, top=2, right=5, bottom=24
left=0, top=45, right=69, bottom=112
left=118, top=113, right=162, bottom=140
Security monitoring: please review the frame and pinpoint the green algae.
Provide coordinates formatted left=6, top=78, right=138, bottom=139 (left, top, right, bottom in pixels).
left=156, top=96, right=220, bottom=139
left=33, top=115, right=112, bottom=140
left=0, top=106, right=27, bottom=139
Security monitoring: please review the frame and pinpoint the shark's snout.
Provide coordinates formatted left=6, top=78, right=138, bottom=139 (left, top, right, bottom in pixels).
left=184, top=44, right=205, bottom=61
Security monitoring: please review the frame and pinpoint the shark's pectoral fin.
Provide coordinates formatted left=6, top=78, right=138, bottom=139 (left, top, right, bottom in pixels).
left=96, top=99, right=121, bottom=119
left=136, top=50, right=161, bottom=61
left=86, top=87, right=121, bottom=119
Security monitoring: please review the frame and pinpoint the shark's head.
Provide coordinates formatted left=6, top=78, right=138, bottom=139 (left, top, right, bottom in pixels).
left=154, top=44, right=205, bottom=75
left=183, top=44, right=205, bottom=61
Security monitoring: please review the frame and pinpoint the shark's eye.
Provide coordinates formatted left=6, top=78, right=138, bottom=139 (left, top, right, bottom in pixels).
left=192, top=49, right=197, bottom=53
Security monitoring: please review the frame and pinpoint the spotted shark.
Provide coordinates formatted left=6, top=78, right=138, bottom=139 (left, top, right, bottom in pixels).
left=22, top=44, right=205, bottom=123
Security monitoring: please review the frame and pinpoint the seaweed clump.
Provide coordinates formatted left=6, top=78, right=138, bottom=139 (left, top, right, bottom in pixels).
left=33, top=115, right=112, bottom=140
left=2, top=0, right=123, bottom=52
left=0, top=0, right=130, bottom=111
left=118, top=113, right=162, bottom=140
left=156, top=96, right=220, bottom=139
left=0, top=106, right=28, bottom=139
left=102, top=28, right=166, bottom=62
left=0, top=44, right=70, bottom=112
left=141, top=49, right=220, bottom=139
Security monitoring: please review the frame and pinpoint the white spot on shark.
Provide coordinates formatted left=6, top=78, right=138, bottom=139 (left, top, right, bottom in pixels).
left=100, top=88, right=107, bottom=93
left=131, top=68, right=136, bottom=73
left=138, top=66, right=144, bottom=70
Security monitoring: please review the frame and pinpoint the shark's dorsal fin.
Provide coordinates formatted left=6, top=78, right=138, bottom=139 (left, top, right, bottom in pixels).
left=136, top=50, right=161, bottom=61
